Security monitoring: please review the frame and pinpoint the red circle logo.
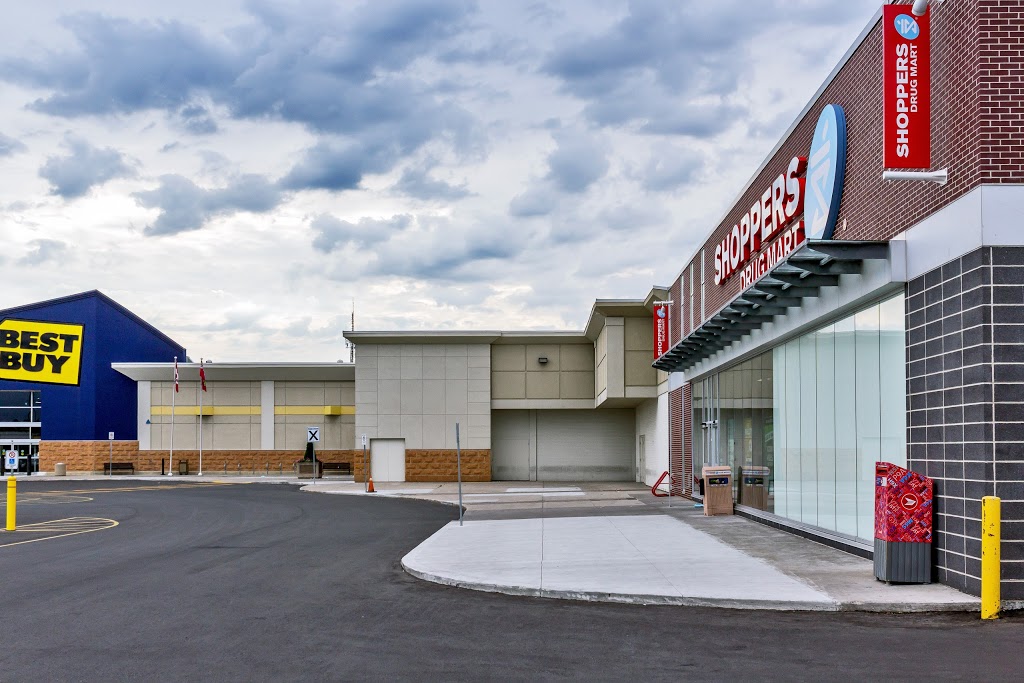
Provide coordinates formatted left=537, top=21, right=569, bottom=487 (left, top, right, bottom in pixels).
left=900, top=492, right=920, bottom=512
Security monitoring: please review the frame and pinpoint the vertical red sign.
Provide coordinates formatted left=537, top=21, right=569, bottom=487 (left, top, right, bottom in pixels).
left=653, top=304, right=669, bottom=359
left=883, top=5, right=930, bottom=169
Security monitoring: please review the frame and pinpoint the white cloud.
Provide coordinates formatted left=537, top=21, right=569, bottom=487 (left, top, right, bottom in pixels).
left=0, top=0, right=881, bottom=361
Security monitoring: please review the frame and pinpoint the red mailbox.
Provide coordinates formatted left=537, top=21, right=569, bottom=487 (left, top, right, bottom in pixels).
left=874, top=462, right=933, bottom=584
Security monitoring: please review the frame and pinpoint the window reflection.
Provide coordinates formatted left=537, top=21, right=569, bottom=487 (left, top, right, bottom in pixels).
left=690, top=294, right=906, bottom=541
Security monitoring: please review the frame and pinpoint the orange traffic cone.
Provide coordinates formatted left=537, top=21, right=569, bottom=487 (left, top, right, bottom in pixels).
left=367, top=473, right=376, bottom=493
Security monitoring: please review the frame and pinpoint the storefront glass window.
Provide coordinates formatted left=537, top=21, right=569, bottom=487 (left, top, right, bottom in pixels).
left=693, top=293, right=906, bottom=542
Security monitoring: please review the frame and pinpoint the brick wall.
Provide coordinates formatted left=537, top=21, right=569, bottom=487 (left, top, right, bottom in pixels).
left=669, top=387, right=683, bottom=495
left=402, top=450, right=490, bottom=482
left=39, top=441, right=361, bottom=475
left=676, top=0, right=1002, bottom=331
left=907, top=247, right=1024, bottom=600
left=979, top=0, right=1024, bottom=181
left=40, top=441, right=141, bottom=472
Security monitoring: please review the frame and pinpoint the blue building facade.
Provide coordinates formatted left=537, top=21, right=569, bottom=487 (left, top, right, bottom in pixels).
left=0, top=291, right=185, bottom=450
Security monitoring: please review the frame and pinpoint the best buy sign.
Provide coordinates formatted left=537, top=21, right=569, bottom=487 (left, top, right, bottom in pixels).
left=0, top=319, right=84, bottom=386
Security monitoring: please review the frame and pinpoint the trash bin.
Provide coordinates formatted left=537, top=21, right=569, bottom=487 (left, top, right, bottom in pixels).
left=55, top=462, right=67, bottom=477
left=874, top=461, right=933, bottom=584
left=701, top=465, right=734, bottom=516
left=178, top=460, right=189, bottom=475
left=739, top=466, right=770, bottom=510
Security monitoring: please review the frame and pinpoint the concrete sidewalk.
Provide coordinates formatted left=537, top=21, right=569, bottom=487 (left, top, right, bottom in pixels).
left=309, top=480, right=980, bottom=612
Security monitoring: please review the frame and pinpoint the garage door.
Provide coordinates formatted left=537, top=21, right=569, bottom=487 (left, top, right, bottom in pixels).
left=492, top=410, right=531, bottom=480
left=370, top=438, right=406, bottom=482
left=537, top=410, right=634, bottom=481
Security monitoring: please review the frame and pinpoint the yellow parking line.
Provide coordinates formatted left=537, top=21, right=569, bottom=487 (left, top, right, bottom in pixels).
left=0, top=517, right=118, bottom=547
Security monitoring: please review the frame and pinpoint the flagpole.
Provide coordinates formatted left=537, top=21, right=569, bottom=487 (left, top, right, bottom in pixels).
left=198, top=359, right=204, bottom=476
left=169, top=356, right=176, bottom=476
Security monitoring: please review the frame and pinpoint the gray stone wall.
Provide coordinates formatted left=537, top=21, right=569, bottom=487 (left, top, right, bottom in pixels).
left=907, top=246, right=1024, bottom=599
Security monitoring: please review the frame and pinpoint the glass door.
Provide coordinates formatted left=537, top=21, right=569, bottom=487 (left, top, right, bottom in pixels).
left=694, top=374, right=720, bottom=497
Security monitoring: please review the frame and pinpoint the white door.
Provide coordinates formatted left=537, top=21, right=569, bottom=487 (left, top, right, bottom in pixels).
left=536, top=410, right=635, bottom=481
left=370, top=439, right=406, bottom=482
left=491, top=410, right=531, bottom=480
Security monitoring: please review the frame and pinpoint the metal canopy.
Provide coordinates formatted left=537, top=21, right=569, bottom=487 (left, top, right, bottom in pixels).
left=653, top=240, right=889, bottom=373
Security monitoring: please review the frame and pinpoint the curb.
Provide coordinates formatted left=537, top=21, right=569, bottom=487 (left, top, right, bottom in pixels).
left=401, top=558, right=981, bottom=614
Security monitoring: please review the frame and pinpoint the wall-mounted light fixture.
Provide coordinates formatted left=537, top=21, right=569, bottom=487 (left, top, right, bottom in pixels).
left=538, top=356, right=549, bottom=365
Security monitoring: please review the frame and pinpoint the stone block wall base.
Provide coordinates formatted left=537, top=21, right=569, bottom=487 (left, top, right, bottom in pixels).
left=39, top=442, right=362, bottom=474
left=353, top=449, right=491, bottom=483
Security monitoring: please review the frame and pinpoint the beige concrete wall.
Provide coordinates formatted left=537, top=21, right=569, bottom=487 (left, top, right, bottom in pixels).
left=274, top=381, right=355, bottom=450
left=491, top=343, right=595, bottom=402
left=624, top=317, right=658, bottom=388
left=148, top=380, right=354, bottom=451
left=355, top=343, right=491, bottom=450
left=595, top=326, right=608, bottom=399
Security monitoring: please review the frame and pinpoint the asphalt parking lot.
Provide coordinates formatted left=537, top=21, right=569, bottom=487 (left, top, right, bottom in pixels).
left=0, top=479, right=1021, bottom=682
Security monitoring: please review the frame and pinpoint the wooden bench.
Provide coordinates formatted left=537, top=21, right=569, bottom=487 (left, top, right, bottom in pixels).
left=103, top=462, right=135, bottom=475
left=321, top=462, right=352, bottom=476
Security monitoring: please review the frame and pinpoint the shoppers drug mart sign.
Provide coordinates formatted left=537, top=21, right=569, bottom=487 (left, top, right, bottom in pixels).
left=716, top=104, right=848, bottom=289
left=883, top=5, right=930, bottom=169
left=653, top=304, right=669, bottom=359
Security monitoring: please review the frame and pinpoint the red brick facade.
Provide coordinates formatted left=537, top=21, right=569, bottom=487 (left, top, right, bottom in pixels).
left=670, top=0, right=1020, bottom=333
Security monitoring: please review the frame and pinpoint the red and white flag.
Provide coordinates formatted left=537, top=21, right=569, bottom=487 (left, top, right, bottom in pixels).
left=199, top=359, right=207, bottom=392
left=173, top=358, right=179, bottom=393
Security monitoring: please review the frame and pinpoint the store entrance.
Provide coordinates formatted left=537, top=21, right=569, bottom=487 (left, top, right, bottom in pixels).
left=0, top=389, right=42, bottom=474
left=692, top=374, right=720, bottom=497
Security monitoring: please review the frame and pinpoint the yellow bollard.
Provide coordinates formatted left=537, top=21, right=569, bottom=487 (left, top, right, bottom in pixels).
left=6, top=476, right=15, bottom=531
left=981, top=496, right=1001, bottom=620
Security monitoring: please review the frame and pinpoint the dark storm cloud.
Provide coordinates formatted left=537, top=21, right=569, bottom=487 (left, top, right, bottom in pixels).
left=0, top=132, right=27, bottom=157
left=280, top=139, right=396, bottom=192
left=1, top=2, right=479, bottom=192
left=394, top=164, right=471, bottom=201
left=311, top=214, right=411, bottom=253
left=38, top=136, right=133, bottom=198
left=177, top=103, right=218, bottom=135
left=509, top=129, right=607, bottom=217
left=641, top=147, right=705, bottom=192
left=508, top=186, right=557, bottom=218
left=545, top=130, right=608, bottom=193
left=4, top=13, right=241, bottom=117
left=542, top=0, right=870, bottom=136
left=314, top=213, right=531, bottom=283
left=133, top=173, right=283, bottom=235
left=19, top=239, right=69, bottom=265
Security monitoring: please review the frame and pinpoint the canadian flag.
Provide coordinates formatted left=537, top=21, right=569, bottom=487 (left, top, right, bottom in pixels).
left=174, top=358, right=179, bottom=393
left=199, top=359, right=207, bottom=392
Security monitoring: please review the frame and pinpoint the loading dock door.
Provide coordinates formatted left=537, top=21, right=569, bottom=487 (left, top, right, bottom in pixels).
left=370, top=438, right=406, bottom=482
left=537, top=410, right=634, bottom=481
left=491, top=410, right=531, bottom=481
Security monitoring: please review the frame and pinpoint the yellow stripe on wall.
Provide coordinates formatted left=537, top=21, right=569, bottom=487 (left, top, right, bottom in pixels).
left=274, top=406, right=355, bottom=416
left=151, top=406, right=261, bottom=416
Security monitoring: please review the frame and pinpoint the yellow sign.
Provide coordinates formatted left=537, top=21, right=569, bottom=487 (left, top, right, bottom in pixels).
left=0, top=319, right=84, bottom=386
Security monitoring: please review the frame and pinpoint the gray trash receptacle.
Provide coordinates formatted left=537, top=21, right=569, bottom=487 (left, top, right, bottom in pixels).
left=55, top=462, right=67, bottom=476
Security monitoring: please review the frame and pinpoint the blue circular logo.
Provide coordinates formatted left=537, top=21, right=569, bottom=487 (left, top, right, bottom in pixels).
left=657, top=308, right=667, bottom=318
left=804, top=104, right=847, bottom=241
left=894, top=14, right=920, bottom=40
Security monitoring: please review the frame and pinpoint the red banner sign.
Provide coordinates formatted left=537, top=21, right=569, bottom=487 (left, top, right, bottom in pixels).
left=883, top=5, right=930, bottom=169
left=653, top=305, right=669, bottom=359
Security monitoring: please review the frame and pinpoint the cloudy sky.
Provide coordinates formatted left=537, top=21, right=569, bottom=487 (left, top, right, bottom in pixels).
left=0, top=0, right=881, bottom=362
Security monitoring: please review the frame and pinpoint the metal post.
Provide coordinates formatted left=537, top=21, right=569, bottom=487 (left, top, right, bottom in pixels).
left=981, top=496, right=1001, bottom=620
left=6, top=476, right=15, bottom=531
left=362, top=434, right=368, bottom=493
left=109, top=437, right=113, bottom=477
left=169, top=357, right=176, bottom=476
left=456, top=422, right=463, bottom=526
left=198, top=361, right=204, bottom=476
